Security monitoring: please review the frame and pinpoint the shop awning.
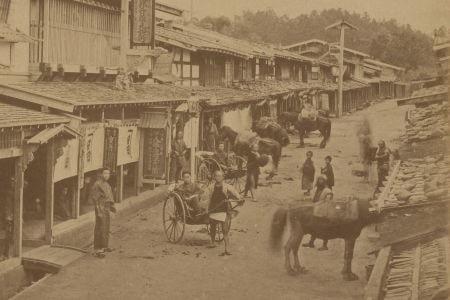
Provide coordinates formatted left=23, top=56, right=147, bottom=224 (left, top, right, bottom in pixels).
left=27, top=124, right=79, bottom=144
left=139, top=112, right=168, bottom=128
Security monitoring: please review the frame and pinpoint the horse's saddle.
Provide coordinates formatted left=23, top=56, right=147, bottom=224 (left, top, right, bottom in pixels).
left=313, top=198, right=359, bottom=221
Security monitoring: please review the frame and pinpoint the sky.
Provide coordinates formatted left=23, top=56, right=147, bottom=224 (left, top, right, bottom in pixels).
left=161, top=0, right=450, bottom=35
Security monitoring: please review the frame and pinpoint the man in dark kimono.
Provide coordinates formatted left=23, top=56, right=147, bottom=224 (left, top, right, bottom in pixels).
left=375, top=140, right=391, bottom=188
left=300, top=151, right=315, bottom=196
left=89, top=168, right=116, bottom=258
left=170, top=131, right=187, bottom=183
left=204, top=117, right=219, bottom=152
left=243, top=143, right=261, bottom=202
left=1, top=177, right=14, bottom=259
left=175, top=171, right=203, bottom=214
left=213, top=142, right=228, bottom=171
left=321, top=156, right=334, bottom=190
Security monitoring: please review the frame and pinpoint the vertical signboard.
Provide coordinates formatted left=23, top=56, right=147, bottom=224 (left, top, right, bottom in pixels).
left=103, top=127, right=119, bottom=172
left=143, top=129, right=166, bottom=180
left=132, top=0, right=155, bottom=46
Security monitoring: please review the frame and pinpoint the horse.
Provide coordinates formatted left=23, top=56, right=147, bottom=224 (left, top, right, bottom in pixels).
left=253, top=118, right=290, bottom=147
left=220, top=126, right=282, bottom=177
left=279, top=112, right=332, bottom=148
left=269, top=198, right=377, bottom=280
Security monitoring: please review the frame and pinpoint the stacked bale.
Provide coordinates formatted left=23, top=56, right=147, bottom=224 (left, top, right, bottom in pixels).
left=405, top=103, right=448, bottom=143
left=382, top=155, right=450, bottom=208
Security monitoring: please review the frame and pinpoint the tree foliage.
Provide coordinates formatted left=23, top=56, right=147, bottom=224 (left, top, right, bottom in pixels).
left=195, top=8, right=436, bottom=73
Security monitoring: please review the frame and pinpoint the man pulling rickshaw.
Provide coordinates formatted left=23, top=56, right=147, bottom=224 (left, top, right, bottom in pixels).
left=165, top=169, right=244, bottom=256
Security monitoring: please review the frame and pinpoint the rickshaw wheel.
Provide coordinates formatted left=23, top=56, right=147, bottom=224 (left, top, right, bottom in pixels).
left=163, top=194, right=186, bottom=243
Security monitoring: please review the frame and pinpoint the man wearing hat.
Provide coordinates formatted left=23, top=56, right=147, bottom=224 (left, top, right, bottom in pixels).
left=303, top=174, right=333, bottom=251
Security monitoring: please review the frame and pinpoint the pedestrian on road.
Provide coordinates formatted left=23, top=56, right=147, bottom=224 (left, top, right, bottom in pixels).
left=302, top=174, right=332, bottom=251
left=89, top=168, right=116, bottom=258
left=375, top=140, right=391, bottom=188
left=243, top=143, right=260, bottom=202
left=205, top=170, right=242, bottom=256
left=55, top=186, right=71, bottom=220
left=300, top=151, right=315, bottom=196
left=170, top=131, right=187, bottom=183
left=1, top=177, right=15, bottom=259
left=321, top=156, right=334, bottom=190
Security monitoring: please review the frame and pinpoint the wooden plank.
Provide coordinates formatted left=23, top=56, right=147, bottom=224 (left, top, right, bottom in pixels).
left=45, top=141, right=55, bottom=243
left=365, top=246, right=391, bottom=300
left=13, top=156, right=24, bottom=257
left=410, top=245, right=421, bottom=300
left=116, top=165, right=124, bottom=202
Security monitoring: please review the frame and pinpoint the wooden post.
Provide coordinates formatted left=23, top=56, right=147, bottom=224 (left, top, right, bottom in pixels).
left=137, top=129, right=144, bottom=193
left=13, top=157, right=24, bottom=257
left=337, top=25, right=345, bottom=117
left=71, top=177, right=80, bottom=219
left=43, top=0, right=50, bottom=63
left=120, top=0, right=129, bottom=69
left=45, top=141, right=55, bottom=243
left=116, top=165, right=124, bottom=202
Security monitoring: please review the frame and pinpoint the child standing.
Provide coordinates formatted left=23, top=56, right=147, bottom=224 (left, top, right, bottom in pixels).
left=300, top=151, right=315, bottom=196
left=321, top=155, right=335, bottom=190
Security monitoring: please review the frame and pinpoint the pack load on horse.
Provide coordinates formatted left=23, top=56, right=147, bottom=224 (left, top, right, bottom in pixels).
left=253, top=117, right=290, bottom=147
left=269, top=194, right=377, bottom=280
left=220, top=126, right=279, bottom=178
left=279, top=110, right=331, bottom=148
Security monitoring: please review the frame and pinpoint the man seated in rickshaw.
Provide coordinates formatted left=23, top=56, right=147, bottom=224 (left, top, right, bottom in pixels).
left=213, top=142, right=229, bottom=171
left=175, top=171, right=203, bottom=215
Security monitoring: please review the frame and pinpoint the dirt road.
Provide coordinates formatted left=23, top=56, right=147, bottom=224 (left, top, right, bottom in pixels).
left=16, top=100, right=409, bottom=300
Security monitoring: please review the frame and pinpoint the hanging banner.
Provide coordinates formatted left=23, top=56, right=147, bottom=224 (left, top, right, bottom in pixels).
left=143, top=128, right=166, bottom=180
left=183, top=117, right=199, bottom=148
left=103, top=127, right=119, bottom=172
left=132, top=0, right=155, bottom=46
left=117, top=126, right=140, bottom=166
left=83, top=125, right=105, bottom=173
left=54, top=138, right=79, bottom=182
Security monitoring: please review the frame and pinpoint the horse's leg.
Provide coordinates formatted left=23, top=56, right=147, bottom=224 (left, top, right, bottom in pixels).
left=297, top=129, right=305, bottom=148
left=319, top=132, right=326, bottom=148
left=292, top=225, right=306, bottom=274
left=342, top=238, right=359, bottom=281
left=284, top=235, right=294, bottom=275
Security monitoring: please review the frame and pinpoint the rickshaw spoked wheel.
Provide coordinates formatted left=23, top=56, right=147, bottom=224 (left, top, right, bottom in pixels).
left=163, top=194, right=186, bottom=243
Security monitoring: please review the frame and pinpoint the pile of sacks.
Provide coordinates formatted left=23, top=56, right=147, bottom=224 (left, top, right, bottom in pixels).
left=405, top=103, right=448, bottom=143
left=383, top=155, right=450, bottom=208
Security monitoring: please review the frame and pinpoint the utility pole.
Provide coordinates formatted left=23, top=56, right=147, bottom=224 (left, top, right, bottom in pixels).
left=326, top=20, right=357, bottom=117
left=120, top=0, right=129, bottom=69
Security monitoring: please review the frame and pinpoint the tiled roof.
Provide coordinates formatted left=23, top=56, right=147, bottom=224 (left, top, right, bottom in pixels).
left=0, top=102, right=68, bottom=128
left=0, top=23, right=34, bottom=43
left=364, top=58, right=405, bottom=72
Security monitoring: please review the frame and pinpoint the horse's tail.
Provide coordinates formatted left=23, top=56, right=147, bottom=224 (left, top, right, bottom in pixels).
left=270, top=208, right=288, bottom=252
left=324, top=119, right=332, bottom=142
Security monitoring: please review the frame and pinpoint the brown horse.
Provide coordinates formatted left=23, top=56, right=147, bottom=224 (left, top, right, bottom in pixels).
left=279, top=112, right=332, bottom=148
left=270, top=199, right=377, bottom=280
left=253, top=118, right=290, bottom=147
left=220, top=126, right=282, bottom=177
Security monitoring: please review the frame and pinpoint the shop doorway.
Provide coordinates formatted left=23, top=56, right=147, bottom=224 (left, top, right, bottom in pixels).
left=0, top=157, right=16, bottom=260
left=23, top=145, right=48, bottom=242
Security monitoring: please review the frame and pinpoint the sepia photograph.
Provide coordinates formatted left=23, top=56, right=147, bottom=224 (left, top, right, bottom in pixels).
left=0, top=0, right=449, bottom=299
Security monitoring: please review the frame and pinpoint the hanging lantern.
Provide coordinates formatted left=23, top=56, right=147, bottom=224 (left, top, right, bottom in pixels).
left=187, top=91, right=200, bottom=115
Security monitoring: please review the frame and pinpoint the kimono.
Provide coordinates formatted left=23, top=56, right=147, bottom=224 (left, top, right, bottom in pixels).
left=301, top=158, right=315, bottom=190
left=321, top=164, right=335, bottom=188
left=89, top=179, right=115, bottom=250
left=170, top=138, right=187, bottom=182
left=204, top=123, right=219, bottom=151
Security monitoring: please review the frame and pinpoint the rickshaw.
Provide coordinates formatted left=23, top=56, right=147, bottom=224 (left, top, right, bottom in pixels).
left=163, top=185, right=244, bottom=243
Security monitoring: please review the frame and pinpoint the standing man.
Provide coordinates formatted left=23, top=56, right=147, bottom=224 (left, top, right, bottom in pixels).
left=321, top=156, right=335, bottom=190
left=375, top=140, right=391, bottom=188
left=89, top=168, right=116, bottom=258
left=243, top=143, right=260, bottom=202
left=206, top=170, right=242, bottom=256
left=300, top=151, right=315, bottom=196
left=170, top=131, right=187, bottom=183
left=205, top=117, right=219, bottom=152
left=213, top=142, right=229, bottom=171
left=1, top=177, right=15, bottom=259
